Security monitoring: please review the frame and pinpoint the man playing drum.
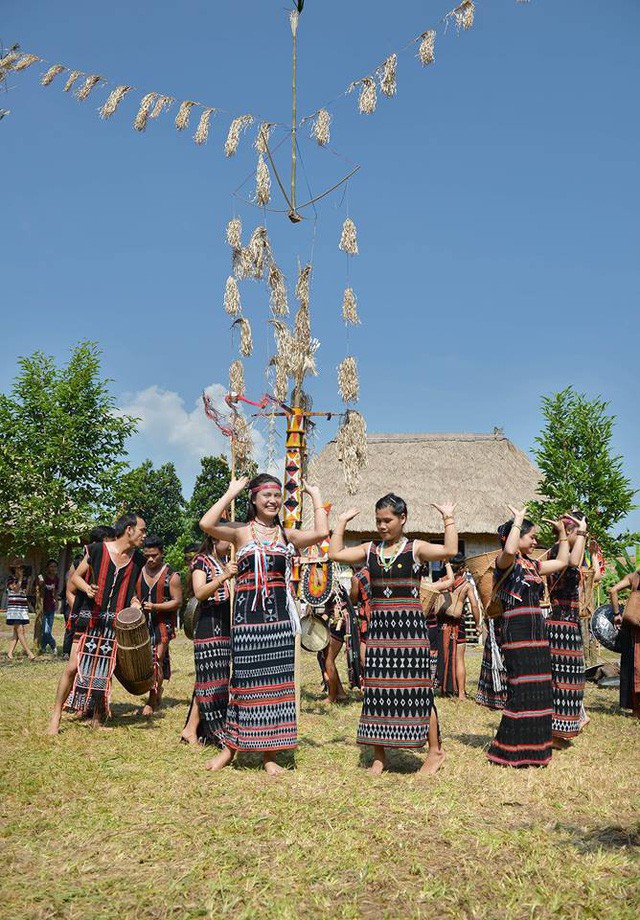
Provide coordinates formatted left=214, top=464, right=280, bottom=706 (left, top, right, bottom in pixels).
left=47, top=513, right=147, bottom=735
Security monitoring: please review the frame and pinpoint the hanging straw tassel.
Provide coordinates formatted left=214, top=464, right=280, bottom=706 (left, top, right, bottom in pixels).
left=99, top=85, right=132, bottom=118
left=175, top=100, right=197, bottom=131
left=339, top=218, right=359, bottom=256
left=134, top=92, right=158, bottom=131
left=294, top=304, right=311, bottom=346
left=342, top=288, right=360, bottom=325
left=234, top=317, right=254, bottom=357
left=150, top=94, right=174, bottom=118
left=268, top=263, right=289, bottom=316
left=273, top=356, right=289, bottom=402
left=255, top=122, right=273, bottom=154
left=312, top=109, right=331, bottom=146
left=255, top=154, right=271, bottom=206
left=295, top=264, right=312, bottom=307
left=379, top=54, right=397, bottom=98
left=0, top=51, right=21, bottom=71
left=448, top=1, right=475, bottom=32
left=338, top=356, right=360, bottom=403
left=349, top=77, right=377, bottom=115
left=75, top=74, right=103, bottom=102
left=40, top=64, right=66, bottom=86
left=232, top=247, right=253, bottom=281
left=225, top=114, right=254, bottom=157
left=226, top=217, right=242, bottom=250
left=63, top=71, right=83, bottom=93
left=194, top=106, right=215, bottom=145
left=229, top=359, right=245, bottom=395
left=233, top=415, right=254, bottom=468
left=418, top=30, right=436, bottom=66
left=13, top=53, right=40, bottom=72
left=224, top=276, right=241, bottom=316
left=247, top=226, right=270, bottom=279
left=336, top=410, right=368, bottom=494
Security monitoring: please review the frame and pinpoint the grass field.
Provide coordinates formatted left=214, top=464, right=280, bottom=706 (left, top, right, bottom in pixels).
left=1, top=620, right=638, bottom=920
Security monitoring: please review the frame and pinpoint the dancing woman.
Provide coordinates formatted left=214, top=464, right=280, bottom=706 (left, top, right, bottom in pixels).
left=609, top=570, right=640, bottom=719
left=546, top=513, right=589, bottom=746
left=487, top=509, right=569, bottom=768
left=180, top=537, right=237, bottom=746
left=199, top=473, right=329, bottom=775
left=329, top=494, right=458, bottom=776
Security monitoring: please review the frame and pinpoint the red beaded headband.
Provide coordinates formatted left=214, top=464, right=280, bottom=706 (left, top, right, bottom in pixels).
left=251, top=482, right=282, bottom=496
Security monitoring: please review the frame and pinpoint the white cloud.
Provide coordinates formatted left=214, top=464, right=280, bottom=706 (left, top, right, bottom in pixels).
left=119, top=384, right=266, bottom=497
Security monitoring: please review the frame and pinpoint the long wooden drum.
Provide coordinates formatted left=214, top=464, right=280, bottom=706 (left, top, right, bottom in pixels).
left=114, top=606, right=154, bottom=696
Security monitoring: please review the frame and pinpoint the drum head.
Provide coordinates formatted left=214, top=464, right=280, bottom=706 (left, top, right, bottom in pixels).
left=301, top=562, right=335, bottom=607
left=300, top=613, right=330, bottom=653
left=116, top=606, right=142, bottom=626
left=590, top=603, right=622, bottom=653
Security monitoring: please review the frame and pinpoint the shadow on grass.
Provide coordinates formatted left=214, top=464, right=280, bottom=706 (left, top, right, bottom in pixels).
left=298, top=733, right=351, bottom=748
left=358, top=746, right=424, bottom=774
left=232, top=749, right=297, bottom=772
left=556, top=823, right=640, bottom=852
left=449, top=732, right=492, bottom=750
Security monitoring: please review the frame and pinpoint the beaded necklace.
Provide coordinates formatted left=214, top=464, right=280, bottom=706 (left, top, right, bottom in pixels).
left=377, top=536, right=408, bottom=573
left=250, top=520, right=280, bottom=546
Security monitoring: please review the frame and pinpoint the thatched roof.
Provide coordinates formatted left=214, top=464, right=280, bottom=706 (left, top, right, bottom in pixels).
left=311, top=432, right=540, bottom=536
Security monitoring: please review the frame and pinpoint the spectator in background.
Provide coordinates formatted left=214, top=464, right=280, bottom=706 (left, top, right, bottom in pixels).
left=39, top=559, right=59, bottom=655
left=6, top=563, right=35, bottom=661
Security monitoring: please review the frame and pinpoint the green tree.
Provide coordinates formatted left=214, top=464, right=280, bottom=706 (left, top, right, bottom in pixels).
left=0, top=342, right=138, bottom=556
left=183, top=455, right=256, bottom=543
left=529, top=387, right=637, bottom=556
left=112, top=460, right=185, bottom=546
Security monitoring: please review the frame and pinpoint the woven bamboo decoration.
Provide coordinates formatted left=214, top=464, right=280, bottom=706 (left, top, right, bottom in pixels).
left=150, top=95, right=174, bottom=118
left=63, top=71, right=83, bottom=93
left=40, top=64, right=65, bottom=86
left=224, top=276, right=241, bottom=316
left=295, top=264, right=312, bottom=308
left=229, top=359, right=245, bottom=395
left=225, top=114, right=254, bottom=157
left=134, top=92, right=158, bottom=132
left=226, top=217, right=243, bottom=250
left=418, top=31, right=436, bottom=66
left=312, top=109, right=331, bottom=146
left=339, top=218, right=359, bottom=256
left=338, top=356, right=359, bottom=403
left=100, top=85, right=132, bottom=119
left=255, top=154, right=271, bottom=206
left=13, top=53, right=40, bottom=72
left=268, top=264, right=289, bottom=315
left=342, top=287, right=360, bottom=325
left=336, top=410, right=368, bottom=494
left=175, top=100, right=196, bottom=131
left=75, top=74, right=102, bottom=102
left=194, top=107, right=215, bottom=145
left=234, top=317, right=253, bottom=357
left=380, top=54, right=397, bottom=98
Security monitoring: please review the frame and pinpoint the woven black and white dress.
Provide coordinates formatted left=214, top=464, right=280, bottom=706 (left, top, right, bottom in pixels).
left=357, top=540, right=433, bottom=748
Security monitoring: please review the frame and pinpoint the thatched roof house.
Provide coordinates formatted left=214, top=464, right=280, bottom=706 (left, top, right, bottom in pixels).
left=312, top=432, right=540, bottom=558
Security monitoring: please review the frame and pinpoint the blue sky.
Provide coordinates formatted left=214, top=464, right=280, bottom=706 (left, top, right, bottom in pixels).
left=2, top=1, right=639, bottom=532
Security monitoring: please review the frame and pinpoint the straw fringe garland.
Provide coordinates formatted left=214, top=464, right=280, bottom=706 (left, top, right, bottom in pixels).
left=234, top=317, right=253, bottom=357
left=339, top=218, right=359, bottom=256
left=134, top=92, right=158, bottom=132
left=342, top=287, right=360, bottom=325
left=40, top=64, right=66, bottom=86
left=312, top=109, right=331, bottom=146
left=194, top=107, right=215, bottom=145
left=349, top=77, right=377, bottom=115
left=255, top=122, right=273, bottom=154
left=336, top=410, right=368, bottom=494
left=255, top=154, right=271, bottom=206
left=379, top=54, right=397, bottom=98
left=175, top=100, right=196, bottom=131
left=225, top=114, right=254, bottom=157
left=0, top=52, right=21, bottom=71
left=338, top=356, right=359, bottom=403
left=150, top=94, right=174, bottom=119
left=448, top=1, right=475, bottom=32
left=75, top=74, right=102, bottom=102
left=226, top=217, right=243, bottom=250
left=100, top=85, right=132, bottom=119
left=63, top=71, right=83, bottom=93
left=13, top=53, right=40, bottom=72
left=418, top=31, right=436, bottom=66
left=229, top=359, right=245, bottom=395
left=295, top=264, right=312, bottom=308
left=224, top=276, right=241, bottom=316
left=268, top=263, right=289, bottom=315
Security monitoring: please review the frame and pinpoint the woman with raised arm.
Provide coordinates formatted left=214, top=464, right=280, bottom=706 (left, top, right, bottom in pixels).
left=329, top=494, right=458, bottom=776
left=486, top=509, right=569, bottom=768
left=609, top=569, right=640, bottom=719
left=199, top=473, right=329, bottom=775
left=546, top=512, right=589, bottom=747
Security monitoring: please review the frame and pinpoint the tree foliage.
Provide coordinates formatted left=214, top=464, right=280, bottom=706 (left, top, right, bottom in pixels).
left=0, top=342, right=138, bottom=555
left=112, top=460, right=185, bottom=546
left=529, top=387, right=637, bottom=556
left=183, top=455, right=257, bottom=543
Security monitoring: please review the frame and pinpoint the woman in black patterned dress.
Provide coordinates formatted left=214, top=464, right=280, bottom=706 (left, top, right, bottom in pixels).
left=180, top=536, right=236, bottom=746
left=199, top=473, right=329, bottom=775
left=330, top=494, right=458, bottom=776
left=487, top=509, right=568, bottom=768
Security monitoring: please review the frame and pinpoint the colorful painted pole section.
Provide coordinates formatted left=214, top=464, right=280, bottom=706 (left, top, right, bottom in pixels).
left=283, top=409, right=306, bottom=529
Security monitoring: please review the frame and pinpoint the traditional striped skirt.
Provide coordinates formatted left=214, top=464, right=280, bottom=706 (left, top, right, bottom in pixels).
left=358, top=605, right=432, bottom=748
left=546, top=615, right=585, bottom=739
left=476, top=620, right=507, bottom=710
left=192, top=606, right=231, bottom=746
left=487, top=606, right=553, bottom=768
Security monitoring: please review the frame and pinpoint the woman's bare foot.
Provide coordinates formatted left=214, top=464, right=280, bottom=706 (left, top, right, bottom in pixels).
left=46, top=715, right=61, bottom=736
left=263, top=754, right=285, bottom=776
left=7, top=653, right=14, bottom=661
left=419, top=748, right=446, bottom=776
left=27, top=653, right=36, bottom=661
left=179, top=732, right=199, bottom=745
left=141, top=704, right=155, bottom=717
left=205, top=747, right=235, bottom=771
left=368, top=758, right=385, bottom=776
